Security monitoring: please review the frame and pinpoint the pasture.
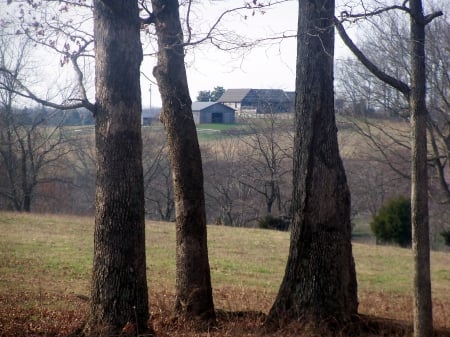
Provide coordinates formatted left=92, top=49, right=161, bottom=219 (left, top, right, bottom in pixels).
left=0, top=212, right=449, bottom=336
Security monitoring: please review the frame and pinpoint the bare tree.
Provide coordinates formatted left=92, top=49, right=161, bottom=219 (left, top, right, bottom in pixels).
left=335, top=5, right=449, bottom=245
left=0, top=108, right=75, bottom=212
left=148, top=0, right=216, bottom=324
left=142, top=129, right=175, bottom=221
left=3, top=1, right=151, bottom=333
left=69, top=131, right=96, bottom=215
left=141, top=0, right=294, bottom=323
left=335, top=5, right=449, bottom=204
left=335, top=1, right=444, bottom=335
left=203, top=137, right=258, bottom=227
left=424, top=4, right=450, bottom=206
left=344, top=157, right=409, bottom=218
left=88, top=0, right=151, bottom=333
left=238, top=114, right=293, bottom=216
left=266, top=0, right=358, bottom=329
left=0, top=34, right=76, bottom=212
left=336, top=57, right=409, bottom=118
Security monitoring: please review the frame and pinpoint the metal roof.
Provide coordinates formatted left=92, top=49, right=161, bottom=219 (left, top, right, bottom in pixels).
left=217, top=88, right=252, bottom=102
left=245, top=89, right=290, bottom=103
left=191, top=101, right=235, bottom=112
left=191, top=101, right=217, bottom=111
left=217, top=88, right=292, bottom=103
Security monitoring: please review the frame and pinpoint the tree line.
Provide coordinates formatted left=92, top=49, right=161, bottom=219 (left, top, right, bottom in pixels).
left=1, top=108, right=447, bottom=245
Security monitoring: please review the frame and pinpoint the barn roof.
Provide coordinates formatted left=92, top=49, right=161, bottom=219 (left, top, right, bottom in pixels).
left=192, top=102, right=216, bottom=111
left=245, top=89, right=291, bottom=103
left=191, top=101, right=235, bottom=112
left=217, top=88, right=252, bottom=102
left=218, top=88, right=292, bottom=103
left=285, top=91, right=295, bottom=101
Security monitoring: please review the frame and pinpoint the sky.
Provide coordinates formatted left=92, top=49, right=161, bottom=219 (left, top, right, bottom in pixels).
left=1, top=0, right=354, bottom=110
left=141, top=0, right=352, bottom=108
left=140, top=0, right=299, bottom=108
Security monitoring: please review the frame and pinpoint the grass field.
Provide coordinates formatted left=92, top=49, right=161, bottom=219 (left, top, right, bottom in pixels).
left=0, top=212, right=449, bottom=336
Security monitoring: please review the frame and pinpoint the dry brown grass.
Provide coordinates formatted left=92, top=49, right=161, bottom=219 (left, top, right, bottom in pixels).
left=1, top=288, right=449, bottom=337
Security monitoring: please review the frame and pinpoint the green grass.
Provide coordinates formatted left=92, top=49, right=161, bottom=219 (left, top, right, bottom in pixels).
left=141, top=122, right=246, bottom=141
left=196, top=123, right=243, bottom=131
left=1, top=212, right=449, bottom=301
left=196, top=123, right=247, bottom=141
left=352, top=214, right=376, bottom=243
left=0, top=213, right=92, bottom=295
left=1, top=212, right=450, bottom=335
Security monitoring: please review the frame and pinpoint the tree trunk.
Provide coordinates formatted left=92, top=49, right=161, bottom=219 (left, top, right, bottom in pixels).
left=21, top=149, right=30, bottom=212
left=409, top=1, right=433, bottom=336
left=336, top=2, right=440, bottom=334
left=151, top=0, right=215, bottom=324
left=89, top=0, right=150, bottom=335
left=266, top=0, right=358, bottom=328
left=23, top=192, right=31, bottom=212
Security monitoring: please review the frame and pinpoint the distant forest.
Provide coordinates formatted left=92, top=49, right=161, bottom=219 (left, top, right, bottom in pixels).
left=13, top=107, right=94, bottom=126
left=12, top=106, right=163, bottom=126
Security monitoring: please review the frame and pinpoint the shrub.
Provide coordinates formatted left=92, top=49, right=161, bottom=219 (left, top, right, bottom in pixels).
left=370, top=196, right=411, bottom=247
left=441, top=230, right=450, bottom=247
left=257, top=214, right=290, bottom=231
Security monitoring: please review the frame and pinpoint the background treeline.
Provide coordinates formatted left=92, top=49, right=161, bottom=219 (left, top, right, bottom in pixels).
left=1, top=110, right=448, bottom=249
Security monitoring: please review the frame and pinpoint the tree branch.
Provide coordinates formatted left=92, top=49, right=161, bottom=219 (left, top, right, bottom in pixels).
left=8, top=14, right=96, bottom=113
left=340, top=5, right=410, bottom=22
left=139, top=0, right=155, bottom=25
left=0, top=66, right=94, bottom=111
left=334, top=17, right=411, bottom=99
left=141, top=0, right=293, bottom=51
left=185, top=0, right=193, bottom=44
left=69, top=40, right=94, bottom=110
left=181, top=4, right=251, bottom=48
left=424, top=10, right=443, bottom=25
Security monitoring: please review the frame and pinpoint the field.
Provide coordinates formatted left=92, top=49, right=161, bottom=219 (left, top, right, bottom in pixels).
left=0, top=212, right=449, bottom=336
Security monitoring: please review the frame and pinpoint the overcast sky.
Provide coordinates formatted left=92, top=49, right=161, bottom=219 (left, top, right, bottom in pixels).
left=1, top=0, right=354, bottom=110
left=140, top=0, right=352, bottom=108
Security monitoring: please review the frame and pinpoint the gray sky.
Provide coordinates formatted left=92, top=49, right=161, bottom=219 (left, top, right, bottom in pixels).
left=1, top=0, right=353, bottom=109
left=140, top=0, right=353, bottom=108
left=141, top=0, right=300, bottom=108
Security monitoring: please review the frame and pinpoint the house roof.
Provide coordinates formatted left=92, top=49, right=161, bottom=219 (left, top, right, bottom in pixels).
left=217, top=88, right=251, bottom=103
left=191, top=101, right=235, bottom=112
left=192, top=101, right=217, bottom=111
left=218, top=88, right=292, bottom=103
left=285, top=91, right=295, bottom=102
left=245, top=89, right=290, bottom=103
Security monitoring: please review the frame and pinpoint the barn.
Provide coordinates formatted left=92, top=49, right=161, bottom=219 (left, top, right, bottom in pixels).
left=192, top=101, right=236, bottom=124
left=217, top=88, right=294, bottom=117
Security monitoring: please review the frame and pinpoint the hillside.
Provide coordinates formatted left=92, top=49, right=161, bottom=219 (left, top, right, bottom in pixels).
left=0, top=212, right=449, bottom=336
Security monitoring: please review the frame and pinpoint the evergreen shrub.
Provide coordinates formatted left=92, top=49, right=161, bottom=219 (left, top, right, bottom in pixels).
left=257, top=214, right=290, bottom=231
left=441, top=230, right=450, bottom=246
left=370, top=196, right=411, bottom=247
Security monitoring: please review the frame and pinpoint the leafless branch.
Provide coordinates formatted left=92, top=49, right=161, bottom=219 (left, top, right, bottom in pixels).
left=427, top=116, right=450, bottom=203
left=141, top=0, right=294, bottom=52
left=424, top=10, right=443, bottom=25
left=334, top=17, right=411, bottom=99
left=139, top=0, right=155, bottom=25
left=346, top=118, right=411, bottom=180
left=0, top=65, right=94, bottom=111
left=340, top=5, right=410, bottom=22
left=185, top=0, right=193, bottom=44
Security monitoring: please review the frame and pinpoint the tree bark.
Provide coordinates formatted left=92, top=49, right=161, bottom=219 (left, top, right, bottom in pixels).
left=266, top=0, right=358, bottom=328
left=151, top=0, right=215, bottom=324
left=409, top=1, right=433, bottom=336
left=89, top=0, right=150, bottom=335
